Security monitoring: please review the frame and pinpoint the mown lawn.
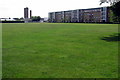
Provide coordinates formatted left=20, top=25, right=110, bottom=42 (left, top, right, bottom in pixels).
left=2, top=23, right=118, bottom=78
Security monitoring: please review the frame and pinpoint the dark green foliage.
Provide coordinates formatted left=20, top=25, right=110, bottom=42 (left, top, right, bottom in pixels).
left=13, top=18, right=20, bottom=21
left=110, top=1, right=120, bottom=22
left=100, top=0, right=120, bottom=5
left=31, top=16, right=41, bottom=22
left=13, top=18, right=24, bottom=21
left=20, top=17, right=24, bottom=20
left=100, top=0, right=120, bottom=23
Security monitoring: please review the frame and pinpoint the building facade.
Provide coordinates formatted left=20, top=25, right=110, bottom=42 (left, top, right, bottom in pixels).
left=48, top=7, right=110, bottom=23
left=30, top=10, right=32, bottom=19
left=24, top=7, right=33, bottom=23
left=24, top=7, right=29, bottom=19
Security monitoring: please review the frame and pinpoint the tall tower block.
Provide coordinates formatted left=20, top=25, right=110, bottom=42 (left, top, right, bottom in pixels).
left=24, top=7, right=29, bottom=19
left=30, top=10, right=32, bottom=19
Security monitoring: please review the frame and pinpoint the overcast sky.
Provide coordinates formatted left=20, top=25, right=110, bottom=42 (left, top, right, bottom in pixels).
left=0, top=0, right=110, bottom=18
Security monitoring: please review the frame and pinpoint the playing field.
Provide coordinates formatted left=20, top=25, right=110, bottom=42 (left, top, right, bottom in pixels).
left=2, top=23, right=118, bottom=78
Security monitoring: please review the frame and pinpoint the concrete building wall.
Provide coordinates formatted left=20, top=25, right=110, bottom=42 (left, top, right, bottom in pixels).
left=62, top=11, right=65, bottom=22
left=24, top=7, right=29, bottom=19
left=48, top=12, right=55, bottom=22
left=64, top=11, right=72, bottom=23
left=71, top=10, right=78, bottom=22
left=82, top=8, right=102, bottom=22
left=55, top=12, right=62, bottom=22
left=48, top=7, right=110, bottom=23
left=30, top=10, right=32, bottom=19
left=77, top=10, right=80, bottom=22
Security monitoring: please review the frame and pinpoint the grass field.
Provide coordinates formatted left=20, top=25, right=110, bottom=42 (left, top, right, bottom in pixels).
left=2, top=23, right=118, bottom=78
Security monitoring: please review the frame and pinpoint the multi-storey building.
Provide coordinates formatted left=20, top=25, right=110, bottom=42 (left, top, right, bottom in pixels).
left=24, top=7, right=29, bottom=19
left=48, top=12, right=56, bottom=22
left=30, top=10, right=32, bottom=19
left=48, top=7, right=110, bottom=23
left=55, top=12, right=63, bottom=23
left=64, top=10, right=72, bottom=23
left=24, top=7, right=33, bottom=23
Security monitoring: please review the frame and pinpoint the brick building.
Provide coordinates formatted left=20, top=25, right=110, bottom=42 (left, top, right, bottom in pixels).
left=48, top=7, right=111, bottom=23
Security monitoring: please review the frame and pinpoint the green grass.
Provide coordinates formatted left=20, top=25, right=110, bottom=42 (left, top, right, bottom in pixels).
left=0, top=23, right=2, bottom=78
left=2, top=23, right=118, bottom=78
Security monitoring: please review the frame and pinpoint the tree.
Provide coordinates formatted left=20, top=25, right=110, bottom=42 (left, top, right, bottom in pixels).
left=31, top=16, right=41, bottom=22
left=20, top=17, right=24, bottom=20
left=13, top=18, right=20, bottom=21
left=100, top=0, right=120, bottom=5
left=100, top=0, right=120, bottom=22
left=110, top=1, right=120, bottom=22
